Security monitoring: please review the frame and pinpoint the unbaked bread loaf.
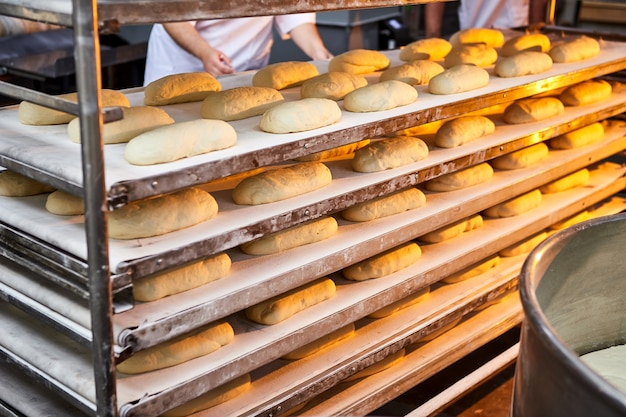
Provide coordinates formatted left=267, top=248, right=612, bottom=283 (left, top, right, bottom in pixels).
left=252, top=61, right=319, bottom=90
left=124, top=119, right=237, bottom=165
left=434, top=115, right=495, bottom=148
left=428, top=64, right=490, bottom=95
left=379, top=60, right=445, bottom=85
left=259, top=98, right=342, bottom=133
left=351, top=136, right=429, bottom=173
left=548, top=122, right=605, bottom=149
left=240, top=216, right=338, bottom=255
left=341, top=187, right=426, bottom=222
left=494, top=51, right=553, bottom=78
left=282, top=323, right=355, bottom=360
left=133, top=253, right=231, bottom=302
left=328, top=49, right=390, bottom=74
left=442, top=255, right=500, bottom=284
left=540, top=168, right=590, bottom=194
left=108, top=188, right=218, bottom=239
left=200, top=86, right=284, bottom=121
left=559, top=79, right=612, bottom=106
left=0, top=170, right=55, bottom=196
left=550, top=210, right=590, bottom=230
left=368, top=286, right=430, bottom=319
left=450, top=28, right=505, bottom=48
left=343, top=348, right=406, bottom=382
left=444, top=43, right=498, bottom=68
left=300, top=72, right=368, bottom=100
left=483, top=189, right=542, bottom=218
left=491, top=142, right=549, bottom=170
left=116, top=321, right=234, bottom=374
left=162, top=374, right=250, bottom=417
left=549, top=35, right=600, bottom=63
left=144, top=72, right=221, bottom=105
left=425, top=162, right=493, bottom=192
left=499, top=231, right=547, bottom=257
left=18, top=89, right=130, bottom=125
left=343, top=80, right=418, bottom=112
left=343, top=241, right=422, bottom=281
left=245, top=278, right=336, bottom=325
left=500, top=33, right=551, bottom=57
left=399, top=37, right=452, bottom=61
left=45, top=190, right=84, bottom=216
left=232, top=162, right=332, bottom=205
left=419, top=214, right=483, bottom=243
left=503, top=97, right=564, bottom=124
left=294, top=139, right=370, bottom=162
left=68, top=106, right=175, bottom=144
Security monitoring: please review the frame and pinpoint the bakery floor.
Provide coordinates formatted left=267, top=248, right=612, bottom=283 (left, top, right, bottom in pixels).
left=367, top=327, right=520, bottom=417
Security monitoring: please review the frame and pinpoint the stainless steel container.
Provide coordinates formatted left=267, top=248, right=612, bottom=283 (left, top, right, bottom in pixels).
left=512, top=213, right=626, bottom=417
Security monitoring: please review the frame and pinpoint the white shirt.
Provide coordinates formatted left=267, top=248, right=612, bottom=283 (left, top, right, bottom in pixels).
left=458, top=0, right=529, bottom=30
left=144, top=14, right=316, bottom=85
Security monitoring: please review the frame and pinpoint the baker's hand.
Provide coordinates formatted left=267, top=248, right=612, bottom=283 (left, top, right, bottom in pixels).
left=201, top=48, right=234, bottom=76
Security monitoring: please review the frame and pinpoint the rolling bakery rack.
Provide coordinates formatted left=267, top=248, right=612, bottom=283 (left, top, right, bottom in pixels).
left=1, top=1, right=626, bottom=416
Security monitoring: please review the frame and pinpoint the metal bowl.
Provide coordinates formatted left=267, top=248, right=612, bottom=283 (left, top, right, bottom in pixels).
left=512, top=212, right=626, bottom=417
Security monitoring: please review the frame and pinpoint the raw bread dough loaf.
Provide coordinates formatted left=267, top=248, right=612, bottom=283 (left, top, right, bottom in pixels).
left=540, top=168, right=590, bottom=194
left=343, top=241, right=422, bottom=281
left=503, top=97, right=564, bottom=124
left=500, top=33, right=551, bottom=57
left=300, top=72, right=368, bottom=100
left=550, top=210, right=590, bottom=230
left=450, top=28, right=505, bottom=48
left=45, top=190, right=84, bottom=216
left=232, top=162, right=332, bottom=205
left=295, top=139, right=370, bottom=162
left=442, top=255, right=500, bottom=284
left=116, top=321, right=234, bottom=374
left=549, top=35, right=600, bottom=63
left=341, top=187, right=426, bottom=222
left=200, top=86, right=284, bottom=121
left=68, top=105, right=175, bottom=144
left=444, top=43, right=498, bottom=68
left=434, top=115, right=495, bottom=148
left=425, top=162, right=493, bottom=192
left=108, top=188, right=218, bottom=239
left=0, top=170, right=55, bottom=196
left=351, top=136, right=429, bottom=173
left=343, top=80, right=418, bottom=112
left=344, top=348, right=406, bottom=382
left=491, top=142, right=549, bottom=170
left=379, top=60, right=445, bottom=85
left=483, top=189, right=542, bottom=218
left=548, top=122, right=605, bottom=149
left=259, top=98, right=341, bottom=133
left=18, top=89, right=130, bottom=125
left=494, top=51, right=553, bottom=78
left=144, top=72, right=221, bottom=105
left=282, top=323, right=355, bottom=360
left=329, top=49, right=390, bottom=74
left=133, top=253, right=231, bottom=302
left=499, top=231, right=548, bottom=257
left=419, top=214, right=483, bottom=243
left=124, top=119, right=237, bottom=165
left=252, top=61, right=319, bottom=90
left=559, top=79, right=612, bottom=106
left=428, top=64, right=490, bottom=95
left=240, top=216, right=338, bottom=255
left=162, top=374, right=251, bottom=417
left=368, top=285, right=430, bottom=319
left=399, top=37, right=452, bottom=61
left=245, top=278, right=336, bottom=325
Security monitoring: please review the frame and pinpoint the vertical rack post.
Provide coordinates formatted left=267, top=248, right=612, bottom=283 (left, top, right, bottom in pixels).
left=72, top=0, right=117, bottom=416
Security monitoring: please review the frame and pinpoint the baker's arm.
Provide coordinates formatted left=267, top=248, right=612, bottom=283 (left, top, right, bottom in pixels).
left=288, top=23, right=333, bottom=61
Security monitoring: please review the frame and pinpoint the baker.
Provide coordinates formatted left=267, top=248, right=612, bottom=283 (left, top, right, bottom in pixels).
left=143, top=14, right=333, bottom=84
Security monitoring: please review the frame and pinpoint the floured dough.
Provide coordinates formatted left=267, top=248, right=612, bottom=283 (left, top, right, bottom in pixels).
left=444, top=43, right=498, bottom=68
left=200, top=86, right=284, bottom=121
left=503, top=97, right=564, bottom=124
left=343, top=80, right=418, bottom=112
left=425, top=162, right=493, bottom=192
left=329, top=49, right=390, bottom=74
left=483, top=189, right=542, bottom=218
left=434, top=115, right=495, bottom=148
left=252, top=61, right=319, bottom=90
left=45, top=190, right=84, bottom=216
left=245, top=278, right=336, bottom=325
left=351, top=136, right=429, bottom=173
left=549, top=35, right=600, bottom=63
left=495, top=51, right=553, bottom=78
left=341, top=187, right=426, bottom=222
left=343, top=242, right=422, bottom=281
left=428, top=64, right=490, bottom=95
left=379, top=60, right=444, bottom=85
left=399, top=38, right=452, bottom=61
left=108, top=188, right=218, bottom=239
left=491, top=142, right=549, bottom=170
left=0, top=170, right=55, bottom=196
left=300, top=72, right=368, bottom=100
left=419, top=214, right=483, bottom=243
left=144, top=72, right=221, bottom=105
left=260, top=98, right=341, bottom=133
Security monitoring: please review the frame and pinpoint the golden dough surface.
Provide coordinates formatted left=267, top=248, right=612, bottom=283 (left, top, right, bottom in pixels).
left=368, top=286, right=430, bottom=319
left=434, top=115, right=495, bottom=148
left=450, top=27, right=504, bottom=48
left=500, top=33, right=551, bottom=57
left=232, top=162, right=332, bottom=205
left=144, top=72, right=221, bottom=105
left=200, top=86, right=284, bottom=120
left=351, top=136, right=429, bottom=173
left=444, top=43, right=498, bottom=68
left=399, top=37, right=452, bottom=61
left=0, top=170, right=55, bottom=197
left=491, top=142, right=549, bottom=170
left=442, top=255, right=500, bottom=284
left=428, top=64, right=490, bottom=95
left=549, top=36, right=600, bottom=63
left=419, top=214, right=483, bottom=243
left=499, top=231, right=548, bottom=257
left=503, top=97, right=564, bottom=124
left=495, top=51, right=553, bottom=78
left=559, top=79, right=612, bottom=106
left=343, top=242, right=422, bottom=281
left=282, top=323, right=355, bottom=360
left=328, top=49, right=390, bottom=74
left=425, top=162, right=493, bottom=192
left=45, top=190, right=84, bottom=216
left=548, top=122, right=605, bottom=150
left=252, top=61, right=319, bottom=90
left=300, top=72, right=368, bottom=100
left=540, top=168, right=590, bottom=194
left=341, top=187, right=426, bottom=222
left=259, top=97, right=341, bottom=133
left=343, top=80, right=418, bottom=112
left=483, top=189, right=542, bottom=218
left=379, top=60, right=444, bottom=85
